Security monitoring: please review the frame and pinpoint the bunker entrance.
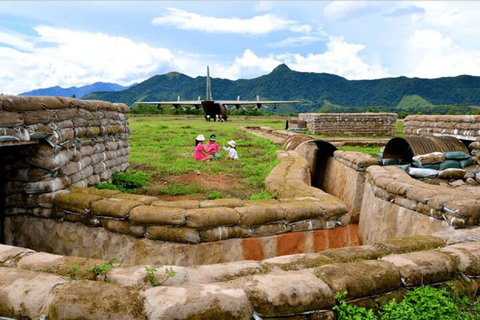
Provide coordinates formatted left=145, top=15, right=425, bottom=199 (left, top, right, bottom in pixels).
left=0, top=142, right=38, bottom=244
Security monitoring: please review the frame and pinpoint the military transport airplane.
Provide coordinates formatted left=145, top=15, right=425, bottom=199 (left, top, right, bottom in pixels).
left=134, top=66, right=301, bottom=121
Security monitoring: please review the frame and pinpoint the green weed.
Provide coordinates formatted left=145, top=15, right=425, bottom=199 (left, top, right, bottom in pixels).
left=333, top=287, right=480, bottom=319
left=249, top=191, right=274, bottom=200
left=144, top=266, right=177, bottom=287
left=89, top=258, right=118, bottom=282
left=333, top=291, right=376, bottom=320
left=66, top=264, right=80, bottom=280
left=206, top=191, right=223, bottom=199
left=94, top=171, right=151, bottom=193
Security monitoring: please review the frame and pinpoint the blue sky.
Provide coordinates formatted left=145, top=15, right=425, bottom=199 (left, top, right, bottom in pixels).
left=1, top=1, right=480, bottom=95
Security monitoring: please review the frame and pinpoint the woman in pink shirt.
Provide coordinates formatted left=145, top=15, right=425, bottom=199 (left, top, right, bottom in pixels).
left=194, top=134, right=212, bottom=161
left=205, top=134, right=221, bottom=158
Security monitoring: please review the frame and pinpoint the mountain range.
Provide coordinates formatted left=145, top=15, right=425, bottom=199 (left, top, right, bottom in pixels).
left=20, top=82, right=133, bottom=98
left=22, top=65, right=480, bottom=114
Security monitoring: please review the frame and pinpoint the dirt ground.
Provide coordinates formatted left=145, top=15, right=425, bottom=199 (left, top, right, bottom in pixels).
left=143, top=171, right=254, bottom=201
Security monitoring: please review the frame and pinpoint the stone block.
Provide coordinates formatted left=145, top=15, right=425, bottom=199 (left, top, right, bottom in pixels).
left=186, top=207, right=240, bottom=228
left=243, top=272, right=334, bottom=317
left=143, top=284, right=253, bottom=320
left=382, top=250, right=457, bottom=287
left=130, top=205, right=186, bottom=225
left=0, top=267, right=66, bottom=319
left=102, top=219, right=145, bottom=237
left=91, top=198, right=141, bottom=219
left=47, top=281, right=145, bottom=320
left=375, top=235, right=445, bottom=254
left=54, top=192, right=102, bottom=215
left=313, top=260, right=401, bottom=300
left=235, top=203, right=285, bottom=226
left=440, top=242, right=480, bottom=277
left=280, top=201, right=326, bottom=223
left=146, top=226, right=200, bottom=244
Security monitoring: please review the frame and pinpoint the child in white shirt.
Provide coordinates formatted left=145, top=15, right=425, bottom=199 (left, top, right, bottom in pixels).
left=223, top=140, right=238, bottom=159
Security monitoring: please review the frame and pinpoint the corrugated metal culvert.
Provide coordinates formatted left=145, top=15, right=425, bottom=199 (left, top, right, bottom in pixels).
left=283, top=135, right=338, bottom=157
left=383, top=136, right=469, bottom=162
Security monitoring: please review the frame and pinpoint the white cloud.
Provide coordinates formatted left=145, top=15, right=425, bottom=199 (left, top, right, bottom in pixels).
left=283, top=36, right=389, bottom=79
left=406, top=29, right=480, bottom=78
left=222, top=49, right=281, bottom=79
left=324, top=1, right=378, bottom=21
left=152, top=8, right=311, bottom=35
left=0, top=26, right=175, bottom=94
left=221, top=36, right=389, bottom=80
left=267, top=36, right=324, bottom=49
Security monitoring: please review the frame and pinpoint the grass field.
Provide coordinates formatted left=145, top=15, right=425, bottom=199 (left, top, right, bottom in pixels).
left=127, top=115, right=287, bottom=200
left=126, top=115, right=402, bottom=200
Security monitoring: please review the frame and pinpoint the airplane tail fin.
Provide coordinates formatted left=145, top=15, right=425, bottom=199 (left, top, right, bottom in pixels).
left=206, top=66, right=212, bottom=100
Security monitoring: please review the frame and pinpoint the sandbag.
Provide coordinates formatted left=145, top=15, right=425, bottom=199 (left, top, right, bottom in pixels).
left=412, top=161, right=440, bottom=170
left=0, top=95, right=44, bottom=111
left=408, top=168, right=439, bottom=178
left=439, top=160, right=461, bottom=170
left=0, top=111, right=24, bottom=127
left=23, top=110, right=56, bottom=125
left=469, top=141, right=480, bottom=150
left=200, top=226, right=251, bottom=242
left=437, top=168, right=467, bottom=180
left=27, top=149, right=73, bottom=172
left=444, top=151, right=470, bottom=160
left=412, top=152, right=445, bottom=165
left=459, top=157, right=474, bottom=168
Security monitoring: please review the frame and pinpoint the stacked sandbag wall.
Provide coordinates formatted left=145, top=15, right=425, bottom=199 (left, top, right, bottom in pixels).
left=47, top=150, right=349, bottom=245
left=298, top=113, right=397, bottom=136
left=404, top=114, right=480, bottom=140
left=0, top=95, right=130, bottom=218
left=2, top=227, right=480, bottom=319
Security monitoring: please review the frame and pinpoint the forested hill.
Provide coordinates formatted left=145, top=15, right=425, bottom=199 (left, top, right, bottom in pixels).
left=83, top=64, right=480, bottom=112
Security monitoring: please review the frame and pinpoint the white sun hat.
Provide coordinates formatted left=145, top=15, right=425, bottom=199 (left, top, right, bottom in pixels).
left=196, top=134, right=206, bottom=141
left=228, top=140, right=236, bottom=147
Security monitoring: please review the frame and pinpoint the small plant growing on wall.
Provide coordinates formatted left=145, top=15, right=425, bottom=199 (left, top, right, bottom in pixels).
left=144, top=267, right=176, bottom=287
left=89, top=258, right=118, bottom=282
left=66, top=264, right=80, bottom=280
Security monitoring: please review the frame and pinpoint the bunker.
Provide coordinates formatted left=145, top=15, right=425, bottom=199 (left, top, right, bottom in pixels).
left=2, top=102, right=480, bottom=320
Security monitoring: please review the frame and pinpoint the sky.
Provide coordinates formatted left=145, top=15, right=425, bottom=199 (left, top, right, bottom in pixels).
left=1, top=1, right=480, bottom=95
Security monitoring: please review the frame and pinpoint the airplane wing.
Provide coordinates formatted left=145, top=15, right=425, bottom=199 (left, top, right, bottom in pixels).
left=215, top=100, right=301, bottom=105
left=216, top=99, right=301, bottom=110
left=134, top=99, right=202, bottom=109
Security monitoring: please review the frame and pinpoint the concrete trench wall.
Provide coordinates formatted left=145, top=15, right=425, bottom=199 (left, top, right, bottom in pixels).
left=299, top=113, right=397, bottom=136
